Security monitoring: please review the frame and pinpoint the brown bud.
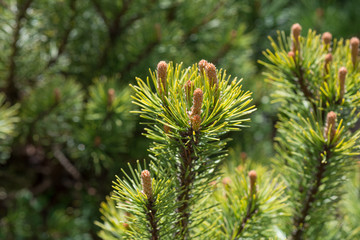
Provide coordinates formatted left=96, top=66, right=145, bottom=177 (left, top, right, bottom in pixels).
left=141, top=170, right=153, bottom=200
left=123, top=223, right=130, bottom=230
left=350, top=37, right=359, bottom=67
left=185, top=80, right=193, bottom=107
left=324, top=53, right=332, bottom=74
left=288, top=51, right=295, bottom=59
left=322, top=32, right=332, bottom=45
left=248, top=170, right=257, bottom=194
left=157, top=61, right=168, bottom=96
left=54, top=88, right=61, bottom=103
left=339, top=67, right=347, bottom=100
left=222, top=177, right=232, bottom=186
left=190, top=114, right=201, bottom=131
left=198, top=59, right=208, bottom=76
left=94, top=136, right=101, bottom=147
left=191, top=88, right=203, bottom=116
left=107, top=88, right=115, bottom=106
left=291, top=23, right=302, bottom=39
left=205, top=63, right=218, bottom=88
left=291, top=23, right=302, bottom=53
left=236, top=165, right=243, bottom=172
left=324, top=111, right=337, bottom=142
left=164, top=124, right=171, bottom=134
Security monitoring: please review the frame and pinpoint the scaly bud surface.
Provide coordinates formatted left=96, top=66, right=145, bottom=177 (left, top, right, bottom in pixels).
left=291, top=23, right=302, bottom=53
left=350, top=37, right=359, bottom=67
left=190, top=114, right=201, bottom=131
left=157, top=61, right=168, bottom=96
left=324, top=111, right=337, bottom=142
left=198, top=59, right=208, bottom=76
left=248, top=170, right=257, bottom=194
left=322, top=32, right=332, bottom=45
left=205, top=63, right=218, bottom=88
left=324, top=53, right=332, bottom=74
left=339, top=67, right=347, bottom=100
left=141, top=170, right=153, bottom=200
left=191, top=88, right=203, bottom=116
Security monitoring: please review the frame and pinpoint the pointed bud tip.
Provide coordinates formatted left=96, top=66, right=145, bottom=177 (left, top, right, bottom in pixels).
left=339, top=67, right=347, bottom=76
left=141, top=169, right=151, bottom=178
left=350, top=37, right=359, bottom=47
left=222, top=177, right=232, bottom=186
left=291, top=23, right=302, bottom=38
left=248, top=170, right=257, bottom=181
left=322, top=32, right=332, bottom=45
left=325, top=53, right=333, bottom=62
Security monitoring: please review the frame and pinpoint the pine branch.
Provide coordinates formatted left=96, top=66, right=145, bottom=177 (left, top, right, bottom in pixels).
left=291, top=145, right=331, bottom=240
left=176, top=129, right=199, bottom=239
left=146, top=199, right=159, bottom=240
left=53, top=145, right=81, bottom=181
left=5, top=0, right=34, bottom=103
left=236, top=199, right=258, bottom=238
left=46, top=0, right=78, bottom=69
left=90, top=0, right=110, bottom=28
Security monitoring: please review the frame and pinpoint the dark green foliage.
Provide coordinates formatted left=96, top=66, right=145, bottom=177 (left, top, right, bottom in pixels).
left=97, top=61, right=287, bottom=239
left=261, top=25, right=360, bottom=239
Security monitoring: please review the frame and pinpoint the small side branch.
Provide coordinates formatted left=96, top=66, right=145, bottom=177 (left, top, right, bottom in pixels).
left=176, top=130, right=198, bottom=239
left=291, top=146, right=330, bottom=240
left=235, top=198, right=258, bottom=238
left=5, top=0, right=34, bottom=103
left=53, top=145, right=81, bottom=180
left=146, top=199, right=159, bottom=240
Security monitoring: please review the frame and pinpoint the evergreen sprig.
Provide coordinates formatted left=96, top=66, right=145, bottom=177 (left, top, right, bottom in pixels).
left=206, top=165, right=288, bottom=239
left=130, top=60, right=255, bottom=238
left=261, top=24, right=360, bottom=239
left=98, top=60, right=256, bottom=239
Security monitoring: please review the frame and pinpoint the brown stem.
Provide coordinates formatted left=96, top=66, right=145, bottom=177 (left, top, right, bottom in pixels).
left=146, top=199, right=159, bottom=240
left=291, top=145, right=330, bottom=239
left=176, top=129, right=198, bottom=239
left=236, top=198, right=258, bottom=238
left=53, top=145, right=81, bottom=180
left=5, top=0, right=34, bottom=104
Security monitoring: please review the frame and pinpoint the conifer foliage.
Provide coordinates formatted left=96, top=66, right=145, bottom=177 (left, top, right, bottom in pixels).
left=261, top=23, right=360, bottom=239
left=97, top=61, right=289, bottom=239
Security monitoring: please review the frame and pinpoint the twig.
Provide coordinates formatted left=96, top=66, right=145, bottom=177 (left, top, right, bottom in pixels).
left=53, top=145, right=81, bottom=180
left=46, top=0, right=78, bottom=69
left=5, top=0, right=34, bottom=103
left=291, top=145, right=330, bottom=239
left=146, top=199, right=159, bottom=240
left=236, top=198, right=258, bottom=238
left=175, top=129, right=199, bottom=239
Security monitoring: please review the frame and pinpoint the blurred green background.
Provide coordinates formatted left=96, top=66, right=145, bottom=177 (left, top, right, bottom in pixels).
left=1, top=0, right=359, bottom=239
